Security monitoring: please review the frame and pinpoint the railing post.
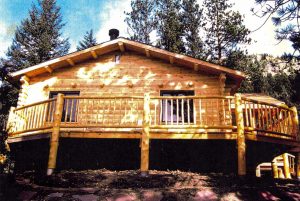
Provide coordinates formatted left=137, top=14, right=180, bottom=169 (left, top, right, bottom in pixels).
left=234, top=93, right=246, bottom=176
left=291, top=106, right=299, bottom=140
left=47, top=93, right=64, bottom=175
left=291, top=107, right=300, bottom=179
left=296, top=153, right=300, bottom=179
left=141, top=93, right=150, bottom=175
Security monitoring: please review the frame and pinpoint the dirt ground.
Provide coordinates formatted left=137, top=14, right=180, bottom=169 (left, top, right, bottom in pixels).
left=1, top=169, right=300, bottom=201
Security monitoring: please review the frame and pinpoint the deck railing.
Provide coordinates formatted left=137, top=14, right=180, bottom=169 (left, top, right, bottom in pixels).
left=61, top=96, right=144, bottom=128
left=7, top=98, right=57, bottom=134
left=241, top=97, right=297, bottom=139
left=6, top=94, right=299, bottom=141
left=149, top=96, right=234, bottom=129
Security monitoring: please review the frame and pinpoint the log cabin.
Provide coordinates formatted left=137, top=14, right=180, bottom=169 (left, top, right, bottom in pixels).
left=5, top=29, right=300, bottom=177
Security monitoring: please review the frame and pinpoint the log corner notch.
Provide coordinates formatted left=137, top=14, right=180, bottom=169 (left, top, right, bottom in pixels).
left=47, top=93, right=64, bottom=175
left=219, top=73, right=226, bottom=95
left=140, top=93, right=150, bottom=175
left=17, top=75, right=30, bottom=107
left=234, top=93, right=246, bottom=176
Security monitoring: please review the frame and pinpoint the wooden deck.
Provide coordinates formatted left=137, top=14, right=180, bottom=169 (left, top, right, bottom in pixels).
left=6, top=93, right=300, bottom=175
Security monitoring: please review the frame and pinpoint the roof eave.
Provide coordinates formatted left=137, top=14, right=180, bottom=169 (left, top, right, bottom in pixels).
left=9, top=38, right=246, bottom=81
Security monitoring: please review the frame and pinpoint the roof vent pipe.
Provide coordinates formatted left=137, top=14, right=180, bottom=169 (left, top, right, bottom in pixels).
left=109, top=29, right=119, bottom=40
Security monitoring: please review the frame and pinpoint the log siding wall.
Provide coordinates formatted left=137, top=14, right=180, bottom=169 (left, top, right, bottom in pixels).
left=24, top=51, right=229, bottom=103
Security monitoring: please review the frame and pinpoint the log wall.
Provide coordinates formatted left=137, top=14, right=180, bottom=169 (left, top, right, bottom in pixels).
left=24, top=51, right=229, bottom=101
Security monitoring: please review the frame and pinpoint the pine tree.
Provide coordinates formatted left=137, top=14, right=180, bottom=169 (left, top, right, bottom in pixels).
left=77, top=29, right=97, bottom=51
left=125, top=0, right=157, bottom=44
left=0, top=0, right=69, bottom=131
left=181, top=0, right=205, bottom=58
left=203, top=0, right=251, bottom=64
left=6, top=0, right=70, bottom=70
left=156, top=0, right=185, bottom=53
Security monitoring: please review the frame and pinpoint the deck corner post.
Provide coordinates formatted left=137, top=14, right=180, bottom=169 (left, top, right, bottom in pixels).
left=234, top=93, right=246, bottom=176
left=291, top=106, right=299, bottom=140
left=141, top=93, right=150, bottom=175
left=47, top=93, right=64, bottom=175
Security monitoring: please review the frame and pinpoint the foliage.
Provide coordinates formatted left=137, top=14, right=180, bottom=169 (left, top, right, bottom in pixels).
left=77, top=29, right=97, bottom=51
left=0, top=129, right=13, bottom=174
left=0, top=60, right=19, bottom=132
left=125, top=0, right=157, bottom=44
left=252, top=0, right=300, bottom=57
left=6, top=0, right=70, bottom=70
left=180, top=0, right=206, bottom=59
left=225, top=51, right=296, bottom=105
left=225, top=51, right=268, bottom=93
left=155, top=0, right=185, bottom=53
left=0, top=0, right=69, bottom=130
left=203, top=0, right=251, bottom=64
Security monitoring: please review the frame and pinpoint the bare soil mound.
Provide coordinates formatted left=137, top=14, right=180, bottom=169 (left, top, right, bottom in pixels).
left=1, top=169, right=300, bottom=201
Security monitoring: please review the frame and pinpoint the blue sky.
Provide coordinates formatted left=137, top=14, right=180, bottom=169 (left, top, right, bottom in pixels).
left=0, top=0, right=295, bottom=57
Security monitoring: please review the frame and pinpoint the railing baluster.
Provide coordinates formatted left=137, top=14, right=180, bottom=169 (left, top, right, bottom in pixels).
left=193, top=98, right=196, bottom=125
left=176, top=99, right=179, bottom=125
left=245, top=101, right=249, bottom=127
left=165, top=98, right=168, bottom=125
left=70, top=98, right=74, bottom=123
left=264, top=104, right=269, bottom=130
left=199, top=99, right=202, bottom=125
left=227, top=99, right=232, bottom=126
left=268, top=105, right=272, bottom=131
left=222, top=99, right=225, bottom=125
left=257, top=103, right=261, bottom=129
left=181, top=98, right=184, bottom=125
left=252, top=103, right=256, bottom=129
left=171, top=99, right=173, bottom=125
left=187, top=98, right=190, bottom=125
left=154, top=100, right=157, bottom=125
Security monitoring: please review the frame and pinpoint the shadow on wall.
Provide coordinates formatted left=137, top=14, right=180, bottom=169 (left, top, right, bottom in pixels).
left=9, top=139, right=289, bottom=174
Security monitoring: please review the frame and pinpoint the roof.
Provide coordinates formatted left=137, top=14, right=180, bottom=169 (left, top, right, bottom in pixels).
left=10, top=37, right=246, bottom=82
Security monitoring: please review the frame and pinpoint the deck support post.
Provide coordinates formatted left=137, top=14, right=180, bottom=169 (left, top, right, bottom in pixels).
left=141, top=93, right=150, bottom=175
left=234, top=93, right=246, bottom=176
left=272, top=160, right=279, bottom=178
left=283, top=153, right=291, bottom=179
left=47, top=93, right=64, bottom=175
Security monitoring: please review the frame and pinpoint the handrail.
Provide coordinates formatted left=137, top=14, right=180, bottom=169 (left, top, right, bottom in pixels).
left=64, top=96, right=144, bottom=100
left=151, top=95, right=234, bottom=99
left=14, top=98, right=57, bottom=111
left=241, top=97, right=292, bottom=111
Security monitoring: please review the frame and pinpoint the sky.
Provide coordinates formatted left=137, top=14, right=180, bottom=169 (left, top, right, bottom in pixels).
left=0, top=0, right=295, bottom=57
